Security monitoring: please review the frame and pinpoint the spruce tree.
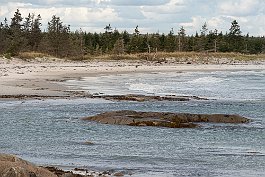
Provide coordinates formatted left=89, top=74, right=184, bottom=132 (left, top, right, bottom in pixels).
left=8, top=9, right=25, bottom=55
left=45, top=15, right=71, bottom=57
left=228, top=20, right=243, bottom=52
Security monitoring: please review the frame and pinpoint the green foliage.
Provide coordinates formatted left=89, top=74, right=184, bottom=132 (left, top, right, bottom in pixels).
left=113, top=38, right=125, bottom=55
left=165, top=30, right=176, bottom=52
left=10, top=9, right=23, bottom=30
left=8, top=9, right=26, bottom=56
left=229, top=20, right=241, bottom=36
left=178, top=26, right=186, bottom=51
left=4, top=53, right=12, bottom=59
left=200, top=22, right=208, bottom=37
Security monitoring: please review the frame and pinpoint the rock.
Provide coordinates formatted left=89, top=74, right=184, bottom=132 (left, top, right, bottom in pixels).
left=113, top=172, right=124, bottom=176
left=92, top=94, right=209, bottom=102
left=83, top=141, right=94, bottom=145
left=0, top=154, right=56, bottom=177
left=45, top=166, right=89, bottom=177
left=0, top=94, right=64, bottom=100
left=83, top=110, right=250, bottom=128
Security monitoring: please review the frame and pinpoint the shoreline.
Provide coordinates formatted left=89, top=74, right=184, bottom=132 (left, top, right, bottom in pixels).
left=1, top=57, right=265, bottom=100
left=0, top=153, right=127, bottom=177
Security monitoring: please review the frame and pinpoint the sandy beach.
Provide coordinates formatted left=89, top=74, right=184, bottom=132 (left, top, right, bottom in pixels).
left=1, top=57, right=265, bottom=99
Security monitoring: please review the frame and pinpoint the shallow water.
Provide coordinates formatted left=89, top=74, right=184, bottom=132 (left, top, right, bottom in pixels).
left=65, top=70, right=265, bottom=101
left=1, top=70, right=265, bottom=177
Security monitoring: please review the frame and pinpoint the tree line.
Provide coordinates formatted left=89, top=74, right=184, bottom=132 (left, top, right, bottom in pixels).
left=1, top=9, right=265, bottom=58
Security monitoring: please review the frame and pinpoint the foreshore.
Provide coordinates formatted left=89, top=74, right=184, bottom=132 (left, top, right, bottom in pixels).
left=1, top=57, right=265, bottom=100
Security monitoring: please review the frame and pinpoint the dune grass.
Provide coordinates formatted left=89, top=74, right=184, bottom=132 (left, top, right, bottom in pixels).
left=90, top=52, right=265, bottom=63
left=18, top=52, right=51, bottom=60
left=16, top=51, right=265, bottom=63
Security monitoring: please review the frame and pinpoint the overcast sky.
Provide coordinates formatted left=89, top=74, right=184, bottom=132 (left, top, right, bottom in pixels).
left=0, top=0, right=264, bottom=36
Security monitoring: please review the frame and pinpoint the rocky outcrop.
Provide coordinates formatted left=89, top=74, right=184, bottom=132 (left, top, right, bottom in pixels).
left=45, top=166, right=126, bottom=177
left=0, top=94, right=65, bottom=100
left=0, top=154, right=56, bottom=177
left=44, top=166, right=85, bottom=177
left=0, top=154, right=125, bottom=177
left=0, top=93, right=208, bottom=102
left=92, top=94, right=209, bottom=102
left=83, top=110, right=250, bottom=128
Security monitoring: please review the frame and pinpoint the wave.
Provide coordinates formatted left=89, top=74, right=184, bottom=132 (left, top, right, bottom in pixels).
left=128, top=83, right=164, bottom=94
left=228, top=70, right=265, bottom=77
left=187, top=76, right=224, bottom=84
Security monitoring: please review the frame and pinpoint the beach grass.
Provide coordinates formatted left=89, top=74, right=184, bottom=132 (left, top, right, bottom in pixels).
left=17, top=51, right=265, bottom=63
left=18, top=52, right=51, bottom=60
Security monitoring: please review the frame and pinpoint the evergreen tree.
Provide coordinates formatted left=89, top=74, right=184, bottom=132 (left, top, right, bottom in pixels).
left=200, top=22, right=208, bottom=37
left=159, top=33, right=166, bottom=51
left=0, top=18, right=9, bottom=53
left=113, top=38, right=125, bottom=55
left=229, top=20, right=241, bottom=36
left=44, top=15, right=71, bottom=57
left=134, top=25, right=140, bottom=35
left=93, top=32, right=101, bottom=54
left=178, top=26, right=186, bottom=51
left=149, top=33, right=160, bottom=52
left=205, top=30, right=218, bottom=52
left=104, top=24, right=112, bottom=33
left=165, top=29, right=176, bottom=52
left=228, top=20, right=243, bottom=52
left=128, top=35, right=139, bottom=53
left=30, top=14, right=42, bottom=50
left=139, top=34, right=149, bottom=53
left=8, top=9, right=26, bottom=55
left=23, top=13, right=32, bottom=33
left=198, top=22, right=208, bottom=51
left=23, top=13, right=42, bottom=50
left=10, top=9, right=23, bottom=30
left=121, top=30, right=130, bottom=46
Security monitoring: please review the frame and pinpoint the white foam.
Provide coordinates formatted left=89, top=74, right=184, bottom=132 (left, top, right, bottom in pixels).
left=229, top=70, right=265, bottom=76
left=187, top=76, right=224, bottom=84
left=128, top=83, right=162, bottom=94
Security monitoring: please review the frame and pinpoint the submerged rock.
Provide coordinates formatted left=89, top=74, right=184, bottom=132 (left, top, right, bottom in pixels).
left=0, top=154, right=56, bottom=177
left=83, top=110, right=250, bottom=128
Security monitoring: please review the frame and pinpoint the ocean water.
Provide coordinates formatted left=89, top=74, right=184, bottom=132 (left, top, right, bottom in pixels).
left=1, top=69, right=265, bottom=177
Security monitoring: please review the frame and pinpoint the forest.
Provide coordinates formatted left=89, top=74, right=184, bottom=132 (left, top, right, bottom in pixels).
left=1, top=9, right=265, bottom=59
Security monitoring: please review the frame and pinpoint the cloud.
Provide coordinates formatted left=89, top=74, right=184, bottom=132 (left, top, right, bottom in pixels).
left=109, top=0, right=170, bottom=6
left=115, top=6, right=145, bottom=20
left=179, top=16, right=206, bottom=34
left=0, top=2, right=120, bottom=33
left=218, top=0, right=263, bottom=16
left=140, top=0, right=185, bottom=15
left=62, top=7, right=120, bottom=23
left=0, top=0, right=264, bottom=36
left=0, top=0, right=110, bottom=6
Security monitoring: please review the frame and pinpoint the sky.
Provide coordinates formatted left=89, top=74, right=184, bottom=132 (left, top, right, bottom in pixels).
left=0, top=0, right=265, bottom=36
